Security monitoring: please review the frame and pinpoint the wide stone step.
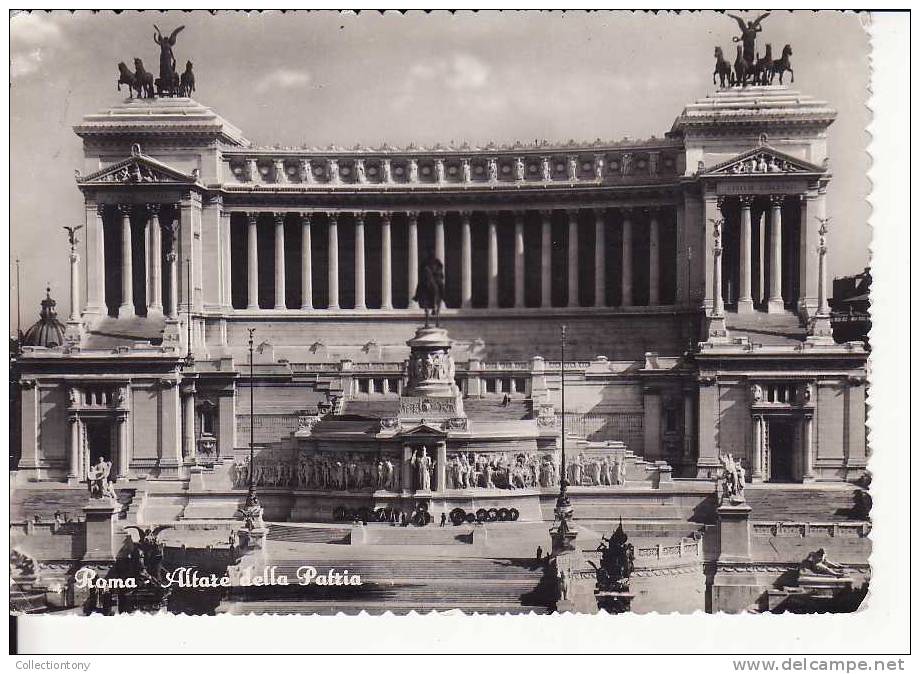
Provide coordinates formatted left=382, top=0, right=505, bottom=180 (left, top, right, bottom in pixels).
left=267, top=524, right=352, bottom=544
left=744, top=488, right=866, bottom=522
left=249, top=558, right=545, bottom=582
left=11, top=487, right=134, bottom=522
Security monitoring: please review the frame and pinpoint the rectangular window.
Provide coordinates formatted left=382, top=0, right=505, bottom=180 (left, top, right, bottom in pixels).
left=358, top=379, right=370, bottom=394
left=485, top=378, right=497, bottom=393
left=373, top=378, right=384, bottom=394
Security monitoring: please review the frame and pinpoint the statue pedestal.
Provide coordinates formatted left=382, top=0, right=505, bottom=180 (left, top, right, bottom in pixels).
left=798, top=574, right=854, bottom=598
left=717, top=502, right=752, bottom=562
left=82, top=500, right=119, bottom=562
left=403, top=326, right=463, bottom=403
left=710, top=502, right=764, bottom=613
left=552, top=548, right=598, bottom=614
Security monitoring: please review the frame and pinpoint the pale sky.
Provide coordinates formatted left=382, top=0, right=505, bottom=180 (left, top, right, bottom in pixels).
left=9, top=10, right=871, bottom=327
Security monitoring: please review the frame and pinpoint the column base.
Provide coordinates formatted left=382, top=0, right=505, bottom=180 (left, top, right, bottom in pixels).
left=807, top=315, right=835, bottom=342
left=64, top=320, right=84, bottom=345
left=696, top=457, right=722, bottom=479
left=146, top=306, right=164, bottom=319
left=246, top=304, right=259, bottom=310
left=117, top=304, right=135, bottom=319
left=766, top=298, right=785, bottom=314
left=736, top=298, right=755, bottom=313
left=300, top=305, right=314, bottom=311
left=273, top=304, right=286, bottom=311
left=706, top=313, right=729, bottom=341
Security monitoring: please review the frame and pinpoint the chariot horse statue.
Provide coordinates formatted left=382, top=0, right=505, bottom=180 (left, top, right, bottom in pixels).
left=413, top=251, right=445, bottom=327
left=153, top=24, right=184, bottom=96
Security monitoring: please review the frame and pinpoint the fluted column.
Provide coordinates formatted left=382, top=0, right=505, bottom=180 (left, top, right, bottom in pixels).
left=434, top=211, right=446, bottom=269
left=273, top=212, right=286, bottom=309
left=380, top=212, right=393, bottom=309
left=83, top=203, right=106, bottom=316
left=354, top=213, right=366, bottom=309
left=460, top=211, right=472, bottom=308
left=817, top=219, right=830, bottom=315
left=513, top=212, right=525, bottom=308
left=182, top=384, right=196, bottom=462
left=68, top=413, right=81, bottom=480
left=68, top=244, right=80, bottom=322
left=540, top=210, right=552, bottom=307
left=300, top=213, right=313, bottom=310
left=594, top=208, right=606, bottom=307
left=487, top=212, right=498, bottom=308
left=567, top=209, right=579, bottom=307
left=246, top=212, right=259, bottom=310
left=408, top=211, right=419, bottom=309
left=802, top=414, right=816, bottom=482
left=436, top=441, right=447, bottom=492
left=327, top=213, right=340, bottom=309
left=219, top=209, right=232, bottom=308
left=738, top=196, right=754, bottom=312
left=621, top=209, right=633, bottom=307
left=648, top=209, right=660, bottom=306
left=712, top=218, right=725, bottom=316
left=117, top=204, right=134, bottom=318
left=767, top=196, right=784, bottom=313
left=147, top=204, right=163, bottom=314
left=752, top=414, right=764, bottom=482
left=165, top=221, right=179, bottom=320
left=116, top=415, right=129, bottom=479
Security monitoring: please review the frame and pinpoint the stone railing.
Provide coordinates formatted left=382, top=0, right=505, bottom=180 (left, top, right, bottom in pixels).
left=634, top=537, right=703, bottom=561
left=544, top=360, right=594, bottom=371
left=751, top=521, right=871, bottom=538
left=476, top=361, right=532, bottom=371
left=221, top=142, right=682, bottom=188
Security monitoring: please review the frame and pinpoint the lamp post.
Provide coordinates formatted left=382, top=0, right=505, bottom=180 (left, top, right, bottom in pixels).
left=239, top=327, right=263, bottom=530
left=248, top=328, right=255, bottom=491
left=551, top=324, right=575, bottom=553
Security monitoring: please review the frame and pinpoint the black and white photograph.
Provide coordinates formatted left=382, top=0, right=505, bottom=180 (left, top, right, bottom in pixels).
left=6, top=7, right=910, bottom=660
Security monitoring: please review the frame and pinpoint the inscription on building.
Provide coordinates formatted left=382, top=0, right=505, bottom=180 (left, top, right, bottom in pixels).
left=717, top=180, right=804, bottom=195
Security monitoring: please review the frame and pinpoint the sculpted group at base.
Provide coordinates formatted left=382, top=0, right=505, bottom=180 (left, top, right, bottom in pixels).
left=74, top=566, right=362, bottom=589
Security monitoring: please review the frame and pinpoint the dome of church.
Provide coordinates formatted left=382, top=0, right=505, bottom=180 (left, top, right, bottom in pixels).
left=21, top=288, right=66, bottom=348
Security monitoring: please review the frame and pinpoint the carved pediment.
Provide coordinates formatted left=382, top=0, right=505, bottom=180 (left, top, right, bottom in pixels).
left=399, top=423, right=446, bottom=437
left=704, top=145, right=825, bottom=177
left=78, top=149, right=197, bottom=186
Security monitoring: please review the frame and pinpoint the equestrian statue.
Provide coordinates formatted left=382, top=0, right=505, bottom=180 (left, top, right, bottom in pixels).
left=115, top=26, right=192, bottom=99
left=413, top=250, right=445, bottom=328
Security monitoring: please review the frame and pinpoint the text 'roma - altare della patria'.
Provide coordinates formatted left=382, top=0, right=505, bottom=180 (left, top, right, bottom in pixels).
left=11, top=15, right=870, bottom=616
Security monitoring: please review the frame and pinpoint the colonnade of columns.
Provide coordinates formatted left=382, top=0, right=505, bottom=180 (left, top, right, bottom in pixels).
left=234, top=207, right=677, bottom=311
left=712, top=195, right=795, bottom=315
left=95, top=204, right=181, bottom=320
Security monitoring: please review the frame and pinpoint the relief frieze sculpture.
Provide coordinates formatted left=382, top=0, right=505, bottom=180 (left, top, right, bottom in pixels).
left=232, top=452, right=400, bottom=492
